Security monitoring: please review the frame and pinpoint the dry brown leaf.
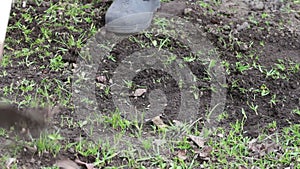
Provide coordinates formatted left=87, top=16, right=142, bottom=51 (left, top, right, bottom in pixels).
left=133, top=88, right=147, bottom=97
left=248, top=139, right=259, bottom=152
left=75, top=159, right=95, bottom=169
left=24, top=145, right=38, bottom=154
left=199, top=146, right=212, bottom=158
left=188, top=135, right=206, bottom=148
left=265, top=142, right=277, bottom=153
left=248, top=139, right=279, bottom=157
left=268, top=127, right=276, bottom=132
left=6, top=158, right=16, bottom=169
left=172, top=120, right=183, bottom=127
left=55, top=159, right=80, bottom=169
left=72, top=63, right=78, bottom=69
left=177, top=150, right=187, bottom=160
left=152, top=116, right=168, bottom=129
left=238, top=165, right=248, bottom=169
left=96, top=75, right=107, bottom=83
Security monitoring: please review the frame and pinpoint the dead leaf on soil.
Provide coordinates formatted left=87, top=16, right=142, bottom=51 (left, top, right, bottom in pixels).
left=152, top=115, right=168, bottom=129
left=24, top=145, right=38, bottom=153
left=248, top=139, right=258, bottom=151
left=238, top=165, right=248, bottom=169
left=133, top=88, right=147, bottom=97
left=55, top=159, right=80, bottom=169
left=248, top=139, right=279, bottom=157
left=72, top=63, right=78, bottom=69
left=75, top=158, right=95, bottom=169
left=96, top=75, right=107, bottom=83
left=6, top=158, right=16, bottom=169
left=199, top=146, right=213, bottom=158
left=177, top=150, right=188, bottom=160
left=172, top=120, right=184, bottom=127
left=188, top=135, right=206, bottom=148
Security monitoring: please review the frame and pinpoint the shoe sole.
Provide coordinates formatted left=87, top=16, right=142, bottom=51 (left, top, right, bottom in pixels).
left=105, top=6, right=160, bottom=34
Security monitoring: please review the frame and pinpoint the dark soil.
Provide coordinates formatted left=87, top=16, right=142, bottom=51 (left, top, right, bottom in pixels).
left=0, top=0, right=299, bottom=168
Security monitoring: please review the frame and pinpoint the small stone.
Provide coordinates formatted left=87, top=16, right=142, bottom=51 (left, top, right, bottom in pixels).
left=184, top=8, right=193, bottom=15
left=237, top=22, right=249, bottom=31
left=133, top=88, right=147, bottom=97
left=72, top=63, right=78, bottom=69
left=196, top=18, right=202, bottom=23
left=22, top=1, right=27, bottom=8
left=239, top=44, right=249, bottom=51
left=64, top=62, right=69, bottom=67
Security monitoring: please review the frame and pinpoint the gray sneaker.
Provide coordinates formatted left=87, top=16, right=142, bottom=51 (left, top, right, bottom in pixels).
left=105, top=0, right=160, bottom=33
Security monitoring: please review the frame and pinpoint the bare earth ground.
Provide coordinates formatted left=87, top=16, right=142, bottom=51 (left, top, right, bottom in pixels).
left=0, top=0, right=299, bottom=168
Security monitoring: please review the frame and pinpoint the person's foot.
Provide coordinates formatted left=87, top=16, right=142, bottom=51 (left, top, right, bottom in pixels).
left=105, top=0, right=160, bottom=33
